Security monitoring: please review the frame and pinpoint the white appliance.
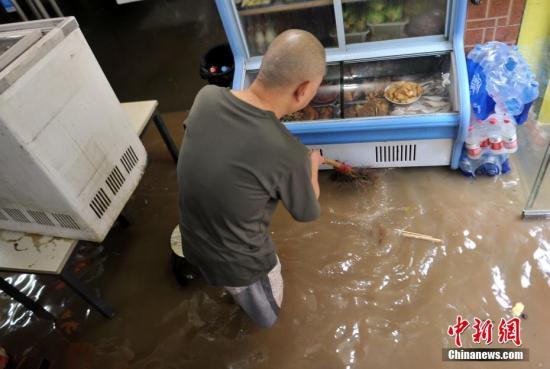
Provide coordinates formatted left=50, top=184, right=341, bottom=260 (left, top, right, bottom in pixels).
left=0, top=17, right=147, bottom=242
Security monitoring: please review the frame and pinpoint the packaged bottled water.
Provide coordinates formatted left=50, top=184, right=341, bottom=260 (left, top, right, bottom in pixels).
left=459, top=150, right=510, bottom=177
left=462, top=42, right=537, bottom=177
left=467, top=41, right=539, bottom=124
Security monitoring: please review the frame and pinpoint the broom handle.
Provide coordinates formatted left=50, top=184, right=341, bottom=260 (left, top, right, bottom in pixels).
left=396, top=229, right=443, bottom=243
left=323, top=158, right=343, bottom=168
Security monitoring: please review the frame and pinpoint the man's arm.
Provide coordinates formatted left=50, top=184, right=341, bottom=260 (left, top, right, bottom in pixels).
left=277, top=149, right=323, bottom=222
left=309, top=150, right=324, bottom=199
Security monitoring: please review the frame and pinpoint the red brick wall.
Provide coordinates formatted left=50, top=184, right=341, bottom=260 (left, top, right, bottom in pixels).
left=465, top=0, right=526, bottom=50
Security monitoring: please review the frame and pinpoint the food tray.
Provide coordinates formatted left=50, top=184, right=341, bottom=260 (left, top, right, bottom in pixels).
left=343, top=98, right=390, bottom=118
left=283, top=103, right=340, bottom=122
left=238, top=0, right=272, bottom=10
left=384, top=82, right=423, bottom=105
left=367, top=18, right=409, bottom=41
left=311, top=83, right=340, bottom=106
left=331, top=29, right=370, bottom=44
left=345, top=29, right=370, bottom=44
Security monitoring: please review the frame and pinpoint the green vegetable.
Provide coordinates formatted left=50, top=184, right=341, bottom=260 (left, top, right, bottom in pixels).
left=385, top=5, right=403, bottom=22
left=343, top=9, right=350, bottom=19
left=355, top=19, right=367, bottom=31
left=369, top=1, right=385, bottom=12
left=366, top=11, right=385, bottom=24
left=404, top=0, right=433, bottom=17
left=344, top=19, right=352, bottom=32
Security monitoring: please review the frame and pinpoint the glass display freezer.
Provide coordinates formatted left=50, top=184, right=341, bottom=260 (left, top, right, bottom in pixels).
left=215, top=0, right=470, bottom=168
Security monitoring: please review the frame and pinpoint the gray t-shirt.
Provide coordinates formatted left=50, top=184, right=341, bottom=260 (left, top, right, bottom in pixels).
left=177, top=86, right=321, bottom=287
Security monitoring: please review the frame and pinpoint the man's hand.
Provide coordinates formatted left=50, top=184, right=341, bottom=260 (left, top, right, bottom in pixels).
left=308, top=150, right=324, bottom=199
left=309, top=149, right=325, bottom=170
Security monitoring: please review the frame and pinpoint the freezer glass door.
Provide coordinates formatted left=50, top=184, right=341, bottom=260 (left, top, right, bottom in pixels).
left=342, top=54, right=456, bottom=119
left=342, top=0, right=448, bottom=44
left=234, top=0, right=338, bottom=57
left=244, top=63, right=341, bottom=121
left=245, top=53, right=456, bottom=122
left=284, top=63, right=341, bottom=121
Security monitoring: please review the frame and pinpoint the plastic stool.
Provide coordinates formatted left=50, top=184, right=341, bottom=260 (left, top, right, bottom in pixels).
left=170, top=226, right=200, bottom=286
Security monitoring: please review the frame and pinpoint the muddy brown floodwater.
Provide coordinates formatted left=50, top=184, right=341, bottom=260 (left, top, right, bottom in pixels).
left=55, top=161, right=549, bottom=369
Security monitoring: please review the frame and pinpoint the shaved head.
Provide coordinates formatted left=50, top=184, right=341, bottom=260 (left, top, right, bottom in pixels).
left=257, top=29, right=326, bottom=89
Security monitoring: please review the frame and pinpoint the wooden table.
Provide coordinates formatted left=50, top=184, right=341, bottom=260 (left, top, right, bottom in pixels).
left=0, top=100, right=178, bottom=321
left=121, top=100, right=179, bottom=163
left=0, top=232, right=113, bottom=320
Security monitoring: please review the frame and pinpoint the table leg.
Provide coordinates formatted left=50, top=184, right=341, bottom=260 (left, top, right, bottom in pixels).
left=59, top=269, right=115, bottom=319
left=0, top=276, right=56, bottom=321
left=116, top=211, right=131, bottom=228
left=152, top=111, right=179, bottom=163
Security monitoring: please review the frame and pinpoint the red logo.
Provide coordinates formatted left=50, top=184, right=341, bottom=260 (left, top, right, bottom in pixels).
left=498, top=317, right=521, bottom=346
left=472, top=318, right=493, bottom=344
left=447, top=316, right=521, bottom=347
left=447, top=315, right=470, bottom=347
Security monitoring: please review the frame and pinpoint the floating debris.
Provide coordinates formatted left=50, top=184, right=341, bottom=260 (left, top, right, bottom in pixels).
left=512, top=302, right=527, bottom=319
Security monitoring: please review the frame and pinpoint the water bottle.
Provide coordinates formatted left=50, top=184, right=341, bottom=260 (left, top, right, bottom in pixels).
left=504, top=55, right=518, bottom=72
left=465, top=126, right=482, bottom=159
left=501, top=116, right=518, bottom=153
left=459, top=156, right=475, bottom=177
left=486, top=114, right=500, bottom=134
left=486, top=114, right=505, bottom=155
left=470, top=66, right=495, bottom=120
left=521, top=81, right=539, bottom=103
left=467, top=45, right=484, bottom=81
left=503, top=96, right=524, bottom=116
left=480, top=43, right=506, bottom=70
left=474, top=117, right=490, bottom=150
left=476, top=154, right=502, bottom=177
left=515, top=101, right=533, bottom=125
left=467, top=44, right=485, bottom=63
left=501, top=157, right=511, bottom=174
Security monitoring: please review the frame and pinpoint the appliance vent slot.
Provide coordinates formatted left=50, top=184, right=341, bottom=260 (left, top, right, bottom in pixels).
left=28, top=210, right=55, bottom=226
left=3, top=208, right=30, bottom=223
left=375, top=144, right=417, bottom=163
left=89, top=188, right=112, bottom=219
left=106, top=165, right=126, bottom=196
left=52, top=213, right=81, bottom=230
left=0, top=210, right=7, bottom=221
left=120, top=146, right=139, bottom=174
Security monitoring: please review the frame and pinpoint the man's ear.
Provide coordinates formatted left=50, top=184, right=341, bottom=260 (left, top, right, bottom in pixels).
left=294, top=80, right=310, bottom=101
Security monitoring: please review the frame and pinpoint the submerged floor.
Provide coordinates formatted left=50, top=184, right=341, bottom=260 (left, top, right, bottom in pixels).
left=1, top=114, right=550, bottom=368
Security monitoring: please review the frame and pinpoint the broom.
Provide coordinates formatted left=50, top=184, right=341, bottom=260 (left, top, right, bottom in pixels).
left=323, top=158, right=373, bottom=184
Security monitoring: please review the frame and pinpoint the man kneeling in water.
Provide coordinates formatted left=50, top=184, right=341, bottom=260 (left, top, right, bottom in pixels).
left=177, top=30, right=325, bottom=327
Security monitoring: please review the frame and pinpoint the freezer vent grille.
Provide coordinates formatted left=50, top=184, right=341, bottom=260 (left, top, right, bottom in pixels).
left=91, top=146, right=139, bottom=220
left=120, top=146, right=139, bottom=174
left=0, top=208, right=81, bottom=229
left=375, top=144, right=417, bottom=163
left=89, top=188, right=111, bottom=219
left=28, top=210, right=54, bottom=226
left=106, top=165, right=126, bottom=196
left=2, top=208, right=30, bottom=223
left=52, top=213, right=80, bottom=230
